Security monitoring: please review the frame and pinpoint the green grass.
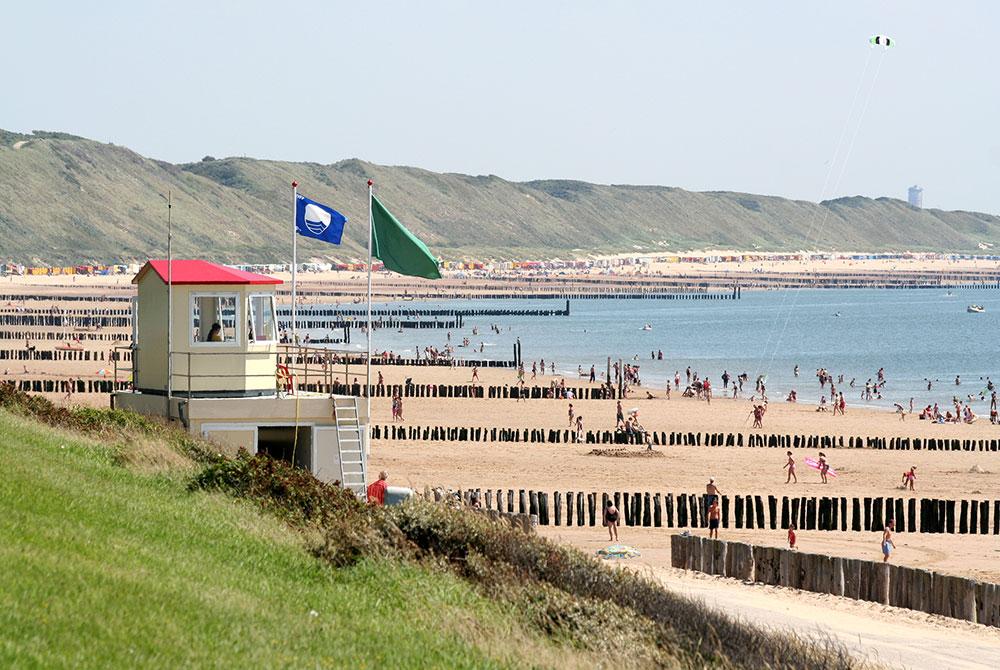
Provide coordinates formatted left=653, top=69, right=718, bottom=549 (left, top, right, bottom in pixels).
left=0, top=411, right=603, bottom=669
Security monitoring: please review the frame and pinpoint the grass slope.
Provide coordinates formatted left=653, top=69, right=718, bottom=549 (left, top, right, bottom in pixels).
left=1, top=128, right=998, bottom=263
left=0, top=411, right=605, bottom=669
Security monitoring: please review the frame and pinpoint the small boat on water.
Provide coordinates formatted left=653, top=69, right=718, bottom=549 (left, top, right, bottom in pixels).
left=968, top=304, right=985, bottom=313
left=641, top=324, right=653, bottom=331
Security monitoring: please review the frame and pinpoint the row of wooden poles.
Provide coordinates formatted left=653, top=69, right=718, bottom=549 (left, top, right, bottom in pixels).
left=279, top=318, right=461, bottom=330
left=670, top=534, right=1000, bottom=627
left=0, top=349, right=122, bottom=361
left=0, top=314, right=130, bottom=328
left=372, top=422, right=1000, bottom=452
left=276, top=301, right=572, bottom=318
left=0, top=294, right=130, bottom=303
left=0, top=331, right=124, bottom=342
left=6, top=379, right=127, bottom=394
left=464, top=488, right=1000, bottom=535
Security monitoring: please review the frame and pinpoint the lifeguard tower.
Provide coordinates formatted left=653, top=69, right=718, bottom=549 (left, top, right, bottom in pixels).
left=113, top=260, right=368, bottom=495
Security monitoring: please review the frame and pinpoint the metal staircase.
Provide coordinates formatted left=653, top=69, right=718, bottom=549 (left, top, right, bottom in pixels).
left=333, top=397, right=367, bottom=498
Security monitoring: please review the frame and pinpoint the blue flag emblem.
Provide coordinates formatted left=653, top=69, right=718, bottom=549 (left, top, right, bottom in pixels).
left=295, top=193, right=347, bottom=244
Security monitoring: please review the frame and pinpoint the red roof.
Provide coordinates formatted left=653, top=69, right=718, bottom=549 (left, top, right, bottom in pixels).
left=133, top=260, right=283, bottom=286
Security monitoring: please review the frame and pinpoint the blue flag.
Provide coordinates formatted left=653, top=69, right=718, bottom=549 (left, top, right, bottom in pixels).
left=295, top=193, right=347, bottom=245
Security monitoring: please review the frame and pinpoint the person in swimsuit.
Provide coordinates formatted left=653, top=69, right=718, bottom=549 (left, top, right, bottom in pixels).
left=818, top=452, right=829, bottom=484
left=882, top=520, right=896, bottom=562
left=603, top=500, right=619, bottom=541
left=784, top=451, right=797, bottom=484
left=708, top=499, right=721, bottom=539
left=901, top=466, right=916, bottom=492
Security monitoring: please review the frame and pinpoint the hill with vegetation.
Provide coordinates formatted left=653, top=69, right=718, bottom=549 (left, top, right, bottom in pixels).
left=0, top=385, right=866, bottom=669
left=2, top=128, right=997, bottom=264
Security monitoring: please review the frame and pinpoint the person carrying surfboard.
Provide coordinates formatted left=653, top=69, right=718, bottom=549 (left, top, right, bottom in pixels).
left=818, top=452, right=830, bottom=484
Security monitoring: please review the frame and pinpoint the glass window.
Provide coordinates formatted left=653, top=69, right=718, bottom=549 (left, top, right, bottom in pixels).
left=248, top=295, right=277, bottom=343
left=192, top=294, right=238, bottom=344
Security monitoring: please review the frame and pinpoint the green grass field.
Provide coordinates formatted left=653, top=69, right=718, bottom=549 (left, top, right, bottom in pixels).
left=0, top=411, right=607, bottom=669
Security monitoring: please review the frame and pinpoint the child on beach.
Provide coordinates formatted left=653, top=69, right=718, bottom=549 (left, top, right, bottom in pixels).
left=818, top=452, right=829, bottom=484
left=901, top=466, right=916, bottom=492
left=784, top=451, right=797, bottom=483
left=882, top=520, right=896, bottom=562
left=603, top=500, right=619, bottom=541
left=787, top=523, right=797, bottom=549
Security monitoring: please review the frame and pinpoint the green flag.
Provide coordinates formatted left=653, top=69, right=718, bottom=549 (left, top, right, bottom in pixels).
left=370, top=194, right=441, bottom=279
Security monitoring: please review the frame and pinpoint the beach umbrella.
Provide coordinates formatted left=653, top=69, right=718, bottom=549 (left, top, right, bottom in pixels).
left=596, top=544, right=641, bottom=560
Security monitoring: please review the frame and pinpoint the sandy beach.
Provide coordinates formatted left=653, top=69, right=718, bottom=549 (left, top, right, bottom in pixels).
left=4, top=268, right=1000, bottom=665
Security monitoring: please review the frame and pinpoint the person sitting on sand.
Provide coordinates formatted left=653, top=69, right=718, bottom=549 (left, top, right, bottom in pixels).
left=964, top=405, right=976, bottom=424
left=784, top=451, right=797, bottom=483
left=786, top=389, right=797, bottom=403
left=882, top=520, right=896, bottom=562
left=603, top=500, right=619, bottom=541
left=816, top=395, right=828, bottom=412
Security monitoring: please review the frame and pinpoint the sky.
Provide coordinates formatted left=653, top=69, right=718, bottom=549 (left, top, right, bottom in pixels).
left=3, top=1, right=999, bottom=213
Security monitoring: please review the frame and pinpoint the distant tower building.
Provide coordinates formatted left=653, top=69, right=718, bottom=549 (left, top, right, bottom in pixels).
left=908, top=185, right=923, bottom=208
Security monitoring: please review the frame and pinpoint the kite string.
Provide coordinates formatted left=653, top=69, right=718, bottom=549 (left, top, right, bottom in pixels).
left=750, top=47, right=885, bottom=403
left=750, top=48, right=874, bottom=374
left=760, top=48, right=887, bottom=390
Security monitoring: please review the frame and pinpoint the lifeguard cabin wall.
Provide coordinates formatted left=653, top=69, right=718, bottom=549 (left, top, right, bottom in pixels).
left=114, top=260, right=368, bottom=494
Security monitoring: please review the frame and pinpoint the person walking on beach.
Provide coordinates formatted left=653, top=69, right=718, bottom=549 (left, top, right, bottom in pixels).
left=902, top=466, right=916, bottom=492
left=703, top=377, right=712, bottom=404
left=603, top=500, right=619, bottom=542
left=837, top=392, right=846, bottom=415
left=568, top=403, right=575, bottom=427
left=589, top=365, right=596, bottom=383
left=784, top=451, right=797, bottom=483
left=787, top=523, right=797, bottom=549
left=818, top=452, right=829, bottom=484
left=882, top=520, right=896, bottom=562
left=674, top=371, right=680, bottom=391
left=531, top=362, right=537, bottom=380
left=575, top=415, right=584, bottom=443
left=616, top=400, right=624, bottom=427
left=708, top=499, right=721, bottom=539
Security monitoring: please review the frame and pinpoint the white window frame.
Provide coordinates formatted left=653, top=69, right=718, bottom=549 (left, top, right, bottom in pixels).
left=190, top=292, right=241, bottom=347
left=247, top=293, right=278, bottom=344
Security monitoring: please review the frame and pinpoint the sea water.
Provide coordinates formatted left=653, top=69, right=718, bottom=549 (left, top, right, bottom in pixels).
left=305, top=288, right=1000, bottom=411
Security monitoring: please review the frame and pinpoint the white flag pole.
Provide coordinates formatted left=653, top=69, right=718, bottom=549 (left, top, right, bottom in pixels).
left=291, top=181, right=298, bottom=343
left=365, top=179, right=374, bottom=457
left=165, top=190, right=173, bottom=418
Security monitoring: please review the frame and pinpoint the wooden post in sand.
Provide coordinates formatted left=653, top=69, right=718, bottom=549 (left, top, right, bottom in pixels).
left=670, top=534, right=685, bottom=568
left=553, top=491, right=561, bottom=526
left=587, top=493, right=596, bottom=526
left=518, top=490, right=527, bottom=515
left=576, top=492, right=585, bottom=526
left=653, top=493, right=662, bottom=527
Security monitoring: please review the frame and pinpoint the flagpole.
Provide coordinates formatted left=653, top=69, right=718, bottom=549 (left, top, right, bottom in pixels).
left=291, top=181, right=298, bottom=343
left=365, top=179, right=374, bottom=458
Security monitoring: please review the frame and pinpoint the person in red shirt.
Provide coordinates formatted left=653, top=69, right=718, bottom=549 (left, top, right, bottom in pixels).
left=788, top=523, right=797, bottom=549
left=367, top=471, right=389, bottom=505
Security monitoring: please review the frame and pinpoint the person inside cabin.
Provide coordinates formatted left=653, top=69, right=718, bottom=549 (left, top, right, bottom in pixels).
left=207, top=323, right=223, bottom=342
